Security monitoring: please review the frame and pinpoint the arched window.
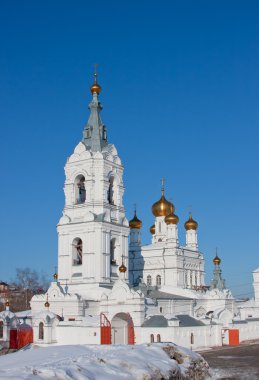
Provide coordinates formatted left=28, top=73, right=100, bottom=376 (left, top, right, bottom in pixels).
left=157, top=334, right=161, bottom=342
left=150, top=334, right=154, bottom=343
left=72, top=238, right=83, bottom=266
left=0, top=321, right=3, bottom=339
left=190, top=271, right=193, bottom=287
left=75, top=175, right=86, bottom=204
left=39, top=322, right=44, bottom=340
left=110, top=238, right=116, bottom=265
left=185, top=270, right=188, bottom=287
left=108, top=177, right=114, bottom=205
left=147, top=275, right=152, bottom=286
left=160, top=307, right=163, bottom=313
left=156, top=275, right=161, bottom=287
left=103, top=126, right=107, bottom=141
left=190, top=332, right=194, bottom=345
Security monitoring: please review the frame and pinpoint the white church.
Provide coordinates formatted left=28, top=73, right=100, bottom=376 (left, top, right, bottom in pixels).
left=1, top=73, right=259, bottom=349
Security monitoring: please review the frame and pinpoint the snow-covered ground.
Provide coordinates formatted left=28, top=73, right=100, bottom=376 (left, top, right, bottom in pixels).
left=0, top=343, right=209, bottom=380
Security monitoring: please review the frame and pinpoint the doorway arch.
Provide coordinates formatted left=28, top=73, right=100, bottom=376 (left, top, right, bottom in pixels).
left=110, top=313, right=135, bottom=345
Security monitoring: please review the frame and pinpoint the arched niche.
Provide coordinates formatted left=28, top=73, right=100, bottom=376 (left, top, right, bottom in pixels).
left=75, top=175, right=86, bottom=204
left=38, top=322, right=44, bottom=340
left=107, top=173, right=120, bottom=206
left=72, top=238, right=83, bottom=266
left=110, top=238, right=117, bottom=265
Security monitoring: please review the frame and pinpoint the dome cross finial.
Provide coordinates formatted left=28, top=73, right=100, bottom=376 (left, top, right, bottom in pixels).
left=161, top=177, right=165, bottom=195
left=94, top=63, right=98, bottom=83
left=90, top=64, right=101, bottom=95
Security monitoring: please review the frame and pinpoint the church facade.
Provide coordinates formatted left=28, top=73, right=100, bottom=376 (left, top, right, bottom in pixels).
left=1, top=74, right=259, bottom=349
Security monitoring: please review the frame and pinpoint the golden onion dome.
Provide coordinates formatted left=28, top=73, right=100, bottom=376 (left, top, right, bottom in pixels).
left=5, top=300, right=10, bottom=308
left=129, top=210, right=142, bottom=229
left=90, top=71, right=101, bottom=94
left=152, top=183, right=174, bottom=217
left=213, top=252, right=221, bottom=266
left=184, top=213, right=198, bottom=230
left=150, top=224, right=155, bottom=235
left=165, top=212, right=179, bottom=225
left=119, top=263, right=127, bottom=273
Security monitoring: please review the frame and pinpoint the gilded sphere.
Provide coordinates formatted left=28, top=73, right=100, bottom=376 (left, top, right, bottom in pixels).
left=150, top=224, right=155, bottom=234
left=184, top=214, right=198, bottom=230
left=129, top=213, right=142, bottom=229
left=213, top=255, right=221, bottom=266
left=119, top=263, right=127, bottom=273
left=152, top=195, right=174, bottom=217
left=44, top=301, right=50, bottom=308
left=165, top=212, right=179, bottom=225
left=53, top=273, right=58, bottom=280
left=90, top=82, right=101, bottom=94
left=5, top=301, right=10, bottom=307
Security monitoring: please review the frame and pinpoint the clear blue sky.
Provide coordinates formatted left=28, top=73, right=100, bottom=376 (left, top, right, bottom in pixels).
left=0, top=1, right=258, bottom=297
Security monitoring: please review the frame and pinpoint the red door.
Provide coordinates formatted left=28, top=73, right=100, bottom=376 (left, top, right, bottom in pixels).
left=17, top=327, right=33, bottom=349
left=229, top=329, right=239, bottom=346
left=127, top=313, right=135, bottom=345
left=100, top=313, right=111, bottom=344
left=9, top=329, right=18, bottom=349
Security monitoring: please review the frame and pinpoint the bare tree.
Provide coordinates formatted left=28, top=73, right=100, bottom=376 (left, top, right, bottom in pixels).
left=7, top=268, right=50, bottom=311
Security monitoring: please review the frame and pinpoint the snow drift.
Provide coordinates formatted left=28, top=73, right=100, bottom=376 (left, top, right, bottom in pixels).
left=0, top=343, right=209, bottom=379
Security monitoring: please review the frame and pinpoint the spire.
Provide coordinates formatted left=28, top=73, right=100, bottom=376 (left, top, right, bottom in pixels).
left=129, top=204, right=142, bottom=229
left=210, top=248, right=225, bottom=290
left=82, top=67, right=108, bottom=152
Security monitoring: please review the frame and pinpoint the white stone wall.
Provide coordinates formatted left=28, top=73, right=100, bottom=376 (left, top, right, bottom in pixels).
left=135, top=325, right=222, bottom=349
left=231, top=320, right=259, bottom=342
left=56, top=325, right=100, bottom=345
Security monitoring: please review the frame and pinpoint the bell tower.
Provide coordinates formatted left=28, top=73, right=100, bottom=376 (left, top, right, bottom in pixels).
left=57, top=72, right=129, bottom=293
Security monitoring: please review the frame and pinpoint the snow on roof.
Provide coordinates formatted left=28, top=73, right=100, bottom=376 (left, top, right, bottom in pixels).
left=145, top=297, right=156, bottom=305
left=142, top=315, right=169, bottom=327
left=15, top=310, right=32, bottom=318
left=0, top=310, right=16, bottom=320
left=34, top=311, right=57, bottom=321
left=60, top=315, right=100, bottom=327
left=147, top=289, right=192, bottom=300
left=159, top=285, right=199, bottom=299
left=175, top=314, right=205, bottom=327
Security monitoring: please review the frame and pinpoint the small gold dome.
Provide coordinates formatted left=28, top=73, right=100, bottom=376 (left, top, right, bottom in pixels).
left=90, top=72, right=101, bottom=94
left=44, top=301, right=50, bottom=308
left=5, top=300, right=10, bottom=308
left=150, top=224, right=155, bottom=234
left=184, top=213, right=198, bottom=230
left=90, top=82, right=101, bottom=95
left=119, top=263, right=127, bottom=273
left=165, top=212, right=179, bottom=225
left=53, top=272, right=58, bottom=280
left=129, top=210, right=142, bottom=229
left=213, top=254, right=221, bottom=266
